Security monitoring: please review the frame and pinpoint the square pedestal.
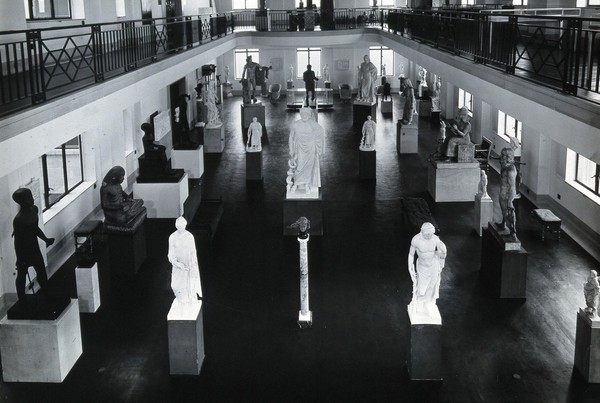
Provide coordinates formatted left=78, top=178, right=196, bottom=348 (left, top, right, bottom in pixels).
left=167, top=301, right=205, bottom=375
left=241, top=103, right=266, bottom=132
left=283, top=197, right=323, bottom=236
left=246, top=151, right=263, bottom=181
left=353, top=102, right=377, bottom=127
left=381, top=100, right=393, bottom=115
left=397, top=120, right=419, bottom=154
left=204, top=125, right=224, bottom=153
left=474, top=194, right=493, bottom=236
left=417, top=99, right=432, bottom=117
left=407, top=305, right=442, bottom=380
left=106, top=221, right=147, bottom=277
left=134, top=173, right=189, bottom=218
left=0, top=299, right=82, bottom=382
left=359, top=150, right=376, bottom=180
left=75, top=263, right=101, bottom=313
left=171, top=146, right=204, bottom=179
left=481, top=224, right=528, bottom=299
left=428, top=160, right=480, bottom=202
left=574, top=308, right=600, bottom=383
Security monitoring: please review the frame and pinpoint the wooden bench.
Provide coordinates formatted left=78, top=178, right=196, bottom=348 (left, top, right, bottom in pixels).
left=532, top=209, right=561, bottom=241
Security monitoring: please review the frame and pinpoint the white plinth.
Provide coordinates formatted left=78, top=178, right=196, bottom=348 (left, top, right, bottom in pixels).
left=407, top=303, right=442, bottom=325
left=286, top=187, right=320, bottom=200
left=428, top=160, right=480, bottom=202
left=474, top=194, right=493, bottom=236
left=204, top=124, right=225, bottom=153
left=167, top=300, right=204, bottom=375
left=75, top=263, right=101, bottom=313
left=0, top=299, right=82, bottom=382
left=133, top=173, right=189, bottom=218
left=171, top=146, right=204, bottom=179
left=298, top=310, right=313, bottom=328
left=397, top=120, right=419, bottom=154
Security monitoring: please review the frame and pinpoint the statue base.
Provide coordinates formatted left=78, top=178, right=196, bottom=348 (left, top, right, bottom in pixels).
left=204, top=125, right=224, bottom=153
left=133, top=173, right=189, bottom=218
left=407, top=304, right=443, bottom=380
left=75, top=262, right=101, bottom=313
left=167, top=300, right=205, bottom=375
left=474, top=194, right=493, bottom=236
left=396, top=119, right=418, bottom=154
left=324, top=81, right=331, bottom=89
left=298, top=310, right=313, bottom=329
left=287, top=81, right=294, bottom=90
left=359, top=149, right=376, bottom=180
left=106, top=219, right=147, bottom=279
left=481, top=223, right=528, bottom=299
left=353, top=102, right=377, bottom=127
left=381, top=99, right=393, bottom=115
left=0, top=299, right=82, bottom=382
left=246, top=150, right=263, bottom=181
left=574, top=308, right=600, bottom=383
left=428, top=160, right=479, bottom=202
left=417, top=99, right=432, bottom=117
left=283, top=195, right=323, bottom=236
left=171, top=145, right=204, bottom=179
left=241, top=103, right=266, bottom=133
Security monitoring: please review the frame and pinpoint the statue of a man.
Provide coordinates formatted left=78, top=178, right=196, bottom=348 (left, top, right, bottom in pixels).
left=400, top=76, right=416, bottom=124
left=242, top=55, right=259, bottom=103
left=360, top=115, right=376, bottom=151
left=445, top=106, right=472, bottom=159
left=496, top=147, right=518, bottom=239
left=357, top=55, right=377, bottom=103
left=287, top=108, right=325, bottom=195
left=168, top=216, right=202, bottom=310
left=12, top=188, right=54, bottom=300
left=100, top=166, right=146, bottom=227
left=408, top=222, right=447, bottom=316
left=584, top=270, right=600, bottom=318
left=246, top=117, right=263, bottom=152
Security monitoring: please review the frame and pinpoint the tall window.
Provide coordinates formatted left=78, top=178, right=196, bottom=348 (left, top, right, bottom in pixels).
left=26, top=0, right=72, bottom=19
left=235, top=49, right=260, bottom=80
left=458, top=88, right=473, bottom=113
left=296, top=48, right=322, bottom=79
left=41, top=136, right=84, bottom=210
left=295, top=0, right=321, bottom=7
left=233, top=0, right=258, bottom=9
left=460, top=0, right=475, bottom=5
left=575, top=154, right=600, bottom=196
left=497, top=110, right=522, bottom=142
left=513, top=0, right=528, bottom=5
left=379, top=0, right=395, bottom=6
left=369, top=46, right=394, bottom=77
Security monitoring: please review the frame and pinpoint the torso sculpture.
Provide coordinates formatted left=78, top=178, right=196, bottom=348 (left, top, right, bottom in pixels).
left=497, top=148, right=518, bottom=239
left=168, top=216, right=202, bottom=311
left=12, top=188, right=54, bottom=299
left=408, top=222, right=447, bottom=317
left=287, top=108, right=325, bottom=196
left=357, top=55, right=377, bottom=103
left=246, top=117, right=262, bottom=152
left=584, top=270, right=600, bottom=318
left=445, top=107, right=472, bottom=159
left=400, top=77, right=416, bottom=124
left=360, top=115, right=376, bottom=151
left=100, top=166, right=146, bottom=229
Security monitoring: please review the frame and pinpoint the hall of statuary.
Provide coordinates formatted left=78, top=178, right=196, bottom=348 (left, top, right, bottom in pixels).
left=1, top=0, right=600, bottom=401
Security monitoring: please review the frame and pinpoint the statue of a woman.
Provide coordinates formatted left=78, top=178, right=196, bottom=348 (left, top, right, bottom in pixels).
left=287, top=108, right=325, bottom=195
left=168, top=216, right=202, bottom=311
left=584, top=270, right=600, bottom=318
left=205, top=84, right=221, bottom=128
left=400, top=77, right=416, bottom=124
left=360, top=115, right=376, bottom=151
left=288, top=64, right=294, bottom=82
left=478, top=169, right=490, bottom=199
left=246, top=117, right=263, bottom=152
left=357, top=55, right=377, bottom=103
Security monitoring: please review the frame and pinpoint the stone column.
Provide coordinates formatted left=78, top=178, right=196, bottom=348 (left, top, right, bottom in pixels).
left=297, top=234, right=312, bottom=328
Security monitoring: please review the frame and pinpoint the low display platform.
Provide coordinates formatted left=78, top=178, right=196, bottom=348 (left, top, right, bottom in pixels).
left=574, top=308, right=600, bottom=383
left=428, top=160, right=479, bottom=202
left=134, top=172, right=189, bottom=218
left=172, top=146, right=204, bottom=179
left=397, top=119, right=419, bottom=154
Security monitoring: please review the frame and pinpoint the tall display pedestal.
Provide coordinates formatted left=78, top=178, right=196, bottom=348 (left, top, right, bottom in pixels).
left=353, top=102, right=377, bottom=127
left=167, top=301, right=205, bottom=375
left=359, top=150, right=376, bottom=180
left=246, top=151, right=263, bottom=181
left=134, top=173, right=189, bottom=218
left=417, top=99, right=432, bottom=118
left=574, top=308, right=600, bottom=383
left=283, top=194, right=323, bottom=236
left=428, top=160, right=479, bottom=202
left=204, top=125, right=224, bottom=153
left=241, top=103, right=266, bottom=132
left=481, top=223, right=528, bottom=299
left=76, top=263, right=101, bottom=313
left=381, top=99, right=393, bottom=115
left=0, top=299, right=82, bottom=382
left=106, top=220, right=147, bottom=278
left=172, top=146, right=204, bottom=179
left=397, top=119, right=419, bottom=154
left=407, top=305, right=442, bottom=381
left=474, top=194, right=493, bottom=236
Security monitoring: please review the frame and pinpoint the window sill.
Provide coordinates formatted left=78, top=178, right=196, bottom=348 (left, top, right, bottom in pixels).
left=566, top=180, right=600, bottom=206
left=42, top=181, right=96, bottom=224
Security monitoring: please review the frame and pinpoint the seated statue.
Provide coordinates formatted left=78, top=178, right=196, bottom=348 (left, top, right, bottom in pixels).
left=444, top=107, right=472, bottom=160
left=100, top=166, right=146, bottom=230
left=139, top=123, right=178, bottom=178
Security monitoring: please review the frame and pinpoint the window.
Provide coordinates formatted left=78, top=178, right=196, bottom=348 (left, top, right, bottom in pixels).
left=26, top=0, right=72, bottom=19
left=369, top=46, right=394, bottom=77
left=513, top=0, right=528, bottom=5
left=587, top=0, right=600, bottom=5
left=379, top=0, right=395, bottom=6
left=115, top=0, right=125, bottom=17
left=458, top=88, right=473, bottom=113
left=296, top=48, right=322, bottom=79
left=41, top=136, right=84, bottom=210
left=295, top=0, right=321, bottom=7
left=497, top=110, right=522, bottom=142
left=460, top=0, right=475, bottom=5
left=233, top=0, right=258, bottom=9
left=575, top=154, right=600, bottom=196
left=235, top=48, right=260, bottom=80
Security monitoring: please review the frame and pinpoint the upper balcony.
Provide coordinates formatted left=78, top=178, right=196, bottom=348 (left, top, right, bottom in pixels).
left=1, top=6, right=599, bottom=119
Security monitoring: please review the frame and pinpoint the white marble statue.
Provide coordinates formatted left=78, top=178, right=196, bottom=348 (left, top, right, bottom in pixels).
left=408, top=222, right=447, bottom=317
left=431, top=80, right=441, bottom=112
left=322, top=64, right=330, bottom=82
left=288, top=64, right=294, bottom=82
left=478, top=169, right=490, bottom=199
left=205, top=83, right=221, bottom=128
left=287, top=108, right=325, bottom=198
left=357, top=55, right=377, bottom=103
left=224, top=65, right=231, bottom=84
left=584, top=270, right=600, bottom=318
left=168, top=217, right=202, bottom=314
left=360, top=115, right=376, bottom=151
left=246, top=117, right=262, bottom=152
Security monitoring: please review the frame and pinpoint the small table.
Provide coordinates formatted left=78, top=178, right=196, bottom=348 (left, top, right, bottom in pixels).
left=532, top=209, right=561, bottom=241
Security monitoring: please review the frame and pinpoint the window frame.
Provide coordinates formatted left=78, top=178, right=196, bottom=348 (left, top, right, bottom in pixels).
left=496, top=110, right=522, bottom=143
left=296, top=47, right=322, bottom=79
left=369, top=46, right=394, bottom=77
left=41, top=135, right=84, bottom=211
left=232, top=0, right=259, bottom=10
left=575, top=153, right=600, bottom=196
left=295, top=0, right=321, bottom=8
left=26, top=0, right=72, bottom=20
left=235, top=48, right=260, bottom=80
left=458, top=88, right=473, bottom=115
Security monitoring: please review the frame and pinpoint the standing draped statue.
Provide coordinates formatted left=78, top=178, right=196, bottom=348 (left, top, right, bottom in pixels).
left=360, top=115, right=376, bottom=151
left=246, top=117, right=263, bottom=152
left=357, top=55, right=377, bottom=103
left=205, top=83, right=221, bottom=128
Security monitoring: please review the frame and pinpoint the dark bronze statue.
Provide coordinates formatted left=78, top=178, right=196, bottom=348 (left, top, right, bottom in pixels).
left=100, top=166, right=146, bottom=229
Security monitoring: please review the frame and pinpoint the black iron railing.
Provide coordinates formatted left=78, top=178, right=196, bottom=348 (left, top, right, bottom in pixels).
left=1, top=8, right=599, bottom=117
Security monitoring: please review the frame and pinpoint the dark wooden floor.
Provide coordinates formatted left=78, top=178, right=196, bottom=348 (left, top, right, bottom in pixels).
left=3, top=94, right=600, bottom=403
